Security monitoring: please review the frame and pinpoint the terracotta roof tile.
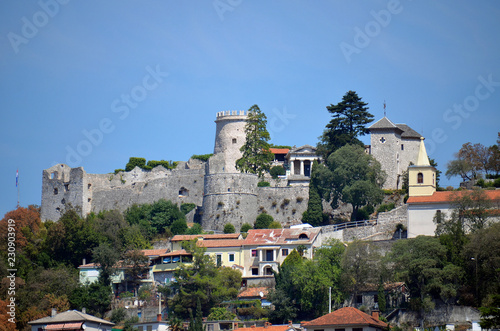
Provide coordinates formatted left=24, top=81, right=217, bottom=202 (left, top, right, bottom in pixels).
left=302, top=307, right=387, bottom=329
left=243, top=228, right=320, bottom=246
left=171, top=234, right=241, bottom=241
left=237, top=325, right=289, bottom=331
left=141, top=249, right=168, bottom=257
left=407, top=190, right=500, bottom=204
left=238, top=287, right=270, bottom=299
left=269, top=148, right=290, bottom=154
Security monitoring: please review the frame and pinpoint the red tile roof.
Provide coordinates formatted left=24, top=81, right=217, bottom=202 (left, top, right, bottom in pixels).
left=407, top=190, right=500, bottom=205
left=237, top=325, right=290, bottom=331
left=243, top=228, right=320, bottom=246
left=171, top=234, right=242, bottom=241
left=160, top=249, right=191, bottom=257
left=238, top=287, right=269, bottom=299
left=141, top=249, right=168, bottom=257
left=302, top=307, right=387, bottom=329
left=269, top=148, right=290, bottom=154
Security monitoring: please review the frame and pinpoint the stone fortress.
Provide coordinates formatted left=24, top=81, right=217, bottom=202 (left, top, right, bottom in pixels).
left=41, top=112, right=422, bottom=231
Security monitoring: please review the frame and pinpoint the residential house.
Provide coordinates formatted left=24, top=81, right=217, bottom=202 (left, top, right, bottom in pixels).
left=242, top=228, right=322, bottom=284
left=269, top=148, right=290, bottom=167
left=28, top=309, right=114, bottom=331
left=237, top=287, right=271, bottom=307
left=133, top=315, right=169, bottom=331
left=346, top=282, right=409, bottom=312
left=301, top=307, right=387, bottom=331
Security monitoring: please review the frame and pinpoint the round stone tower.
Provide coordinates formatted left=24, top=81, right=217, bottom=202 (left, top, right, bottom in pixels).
left=201, top=110, right=259, bottom=232
left=213, top=110, right=248, bottom=172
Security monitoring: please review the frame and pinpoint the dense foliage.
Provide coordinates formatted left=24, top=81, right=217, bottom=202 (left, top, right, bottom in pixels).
left=236, top=105, right=274, bottom=178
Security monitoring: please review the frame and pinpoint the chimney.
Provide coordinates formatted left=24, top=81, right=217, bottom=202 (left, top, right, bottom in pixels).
left=51, top=308, right=57, bottom=317
left=82, top=308, right=86, bottom=314
left=82, top=258, right=86, bottom=265
left=371, top=310, right=379, bottom=320
left=157, top=313, right=162, bottom=322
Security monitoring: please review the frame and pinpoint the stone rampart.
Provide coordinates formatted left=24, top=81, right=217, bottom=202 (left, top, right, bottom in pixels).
left=256, top=186, right=309, bottom=227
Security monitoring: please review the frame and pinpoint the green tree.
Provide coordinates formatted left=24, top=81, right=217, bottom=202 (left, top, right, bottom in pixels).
left=171, top=218, right=188, bottom=235
left=236, top=105, right=274, bottom=178
left=92, top=243, right=120, bottom=286
left=150, top=199, right=186, bottom=235
left=303, top=161, right=327, bottom=226
left=341, top=240, right=382, bottom=305
left=463, top=223, right=500, bottom=306
left=318, top=144, right=386, bottom=221
left=268, top=221, right=282, bottom=229
left=240, top=223, right=253, bottom=233
left=479, top=294, right=500, bottom=329
left=270, top=165, right=286, bottom=179
left=317, top=91, right=374, bottom=159
left=389, top=236, right=463, bottom=316
left=207, top=307, right=236, bottom=321
left=223, top=223, right=235, bottom=234
left=255, top=213, right=274, bottom=229
left=69, top=280, right=112, bottom=317
left=186, top=223, right=204, bottom=235
left=125, top=157, right=147, bottom=171
left=168, top=240, right=241, bottom=319
left=377, top=282, right=387, bottom=313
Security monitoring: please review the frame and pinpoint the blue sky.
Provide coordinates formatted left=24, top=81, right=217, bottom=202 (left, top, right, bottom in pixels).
left=1, top=1, right=499, bottom=218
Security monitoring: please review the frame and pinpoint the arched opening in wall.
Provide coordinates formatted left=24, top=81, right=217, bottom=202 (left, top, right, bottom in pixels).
left=299, top=233, right=309, bottom=240
left=64, top=184, right=70, bottom=192
left=61, top=198, right=66, bottom=205
left=417, top=173, right=424, bottom=184
left=179, top=187, right=189, bottom=197
left=53, top=188, right=58, bottom=195
left=264, top=266, right=273, bottom=276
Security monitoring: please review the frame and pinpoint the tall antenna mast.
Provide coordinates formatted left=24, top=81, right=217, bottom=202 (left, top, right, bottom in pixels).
left=383, top=100, right=386, bottom=117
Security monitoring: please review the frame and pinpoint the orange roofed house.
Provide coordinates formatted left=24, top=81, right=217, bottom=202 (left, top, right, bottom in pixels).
left=301, top=307, right=388, bottom=331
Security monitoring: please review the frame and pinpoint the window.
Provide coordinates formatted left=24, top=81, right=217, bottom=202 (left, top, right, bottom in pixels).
left=374, top=294, right=378, bottom=303
left=401, top=144, right=404, bottom=150
left=232, top=138, right=237, bottom=144
left=282, top=249, right=289, bottom=256
left=216, top=254, right=222, bottom=267
left=353, top=328, right=363, bottom=331
left=251, top=249, right=257, bottom=257
left=417, top=172, right=424, bottom=184
left=229, top=253, right=235, bottom=262
left=88, top=183, right=91, bottom=189
left=147, top=325, right=153, bottom=331
left=53, top=188, right=58, bottom=195
left=355, top=294, right=363, bottom=304
left=252, top=268, right=258, bottom=275
left=265, top=249, right=274, bottom=261
left=335, top=329, right=346, bottom=331
left=264, top=266, right=273, bottom=275
left=379, top=137, right=386, bottom=144
left=64, top=184, right=69, bottom=192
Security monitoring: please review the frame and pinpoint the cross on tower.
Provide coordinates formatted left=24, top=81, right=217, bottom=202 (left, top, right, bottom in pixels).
left=380, top=137, right=386, bottom=144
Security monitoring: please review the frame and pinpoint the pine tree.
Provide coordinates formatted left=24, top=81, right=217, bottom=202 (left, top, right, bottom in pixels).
left=318, top=91, right=374, bottom=159
left=236, top=105, right=274, bottom=178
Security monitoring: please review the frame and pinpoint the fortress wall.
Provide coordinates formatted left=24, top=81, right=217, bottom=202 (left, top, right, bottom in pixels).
left=256, top=186, right=309, bottom=227
left=201, top=173, right=259, bottom=232
left=41, top=164, right=86, bottom=221
left=87, top=167, right=205, bottom=214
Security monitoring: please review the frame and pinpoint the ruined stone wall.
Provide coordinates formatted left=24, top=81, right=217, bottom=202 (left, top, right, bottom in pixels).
left=256, top=186, right=309, bottom=227
left=41, top=160, right=206, bottom=221
left=41, top=164, right=87, bottom=221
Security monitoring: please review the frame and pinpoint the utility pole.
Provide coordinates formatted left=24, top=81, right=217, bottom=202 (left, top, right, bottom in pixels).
left=329, top=287, right=332, bottom=313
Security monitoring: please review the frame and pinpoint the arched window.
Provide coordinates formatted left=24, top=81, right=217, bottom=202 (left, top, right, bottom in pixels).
left=299, top=233, right=309, bottom=240
left=417, top=173, right=423, bottom=184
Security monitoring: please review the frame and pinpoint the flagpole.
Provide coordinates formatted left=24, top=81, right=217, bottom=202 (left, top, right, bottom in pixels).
left=16, top=170, right=19, bottom=208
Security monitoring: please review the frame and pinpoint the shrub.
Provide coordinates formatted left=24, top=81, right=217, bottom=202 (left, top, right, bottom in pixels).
left=191, top=154, right=213, bottom=162
left=377, top=202, right=395, bottom=213
left=296, top=196, right=303, bottom=203
left=125, top=157, right=147, bottom=171
left=170, top=219, right=188, bottom=235
left=270, top=165, right=286, bottom=179
left=240, top=223, right=253, bottom=233
left=147, top=160, right=178, bottom=170
left=110, top=308, right=127, bottom=323
left=255, top=213, right=274, bottom=229
left=186, top=223, right=203, bottom=235
left=257, top=181, right=270, bottom=187
left=224, top=223, right=236, bottom=234
left=181, top=203, right=196, bottom=215
left=268, top=221, right=282, bottom=229
left=114, top=169, right=125, bottom=174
